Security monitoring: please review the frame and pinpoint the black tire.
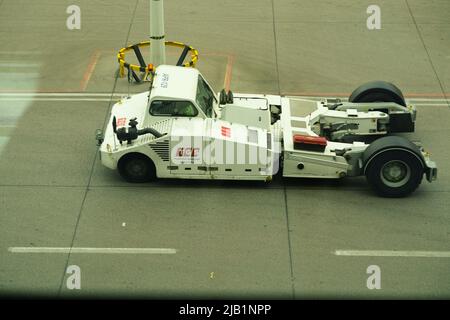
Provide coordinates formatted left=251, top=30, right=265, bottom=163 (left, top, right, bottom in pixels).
left=365, top=149, right=423, bottom=197
left=118, top=153, right=156, bottom=183
left=349, top=81, right=406, bottom=107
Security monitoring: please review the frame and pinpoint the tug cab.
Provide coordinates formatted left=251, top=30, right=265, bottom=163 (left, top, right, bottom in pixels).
left=144, top=65, right=218, bottom=127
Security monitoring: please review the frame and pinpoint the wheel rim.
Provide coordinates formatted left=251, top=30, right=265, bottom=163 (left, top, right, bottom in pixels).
left=380, top=160, right=410, bottom=188
left=127, top=159, right=147, bottom=178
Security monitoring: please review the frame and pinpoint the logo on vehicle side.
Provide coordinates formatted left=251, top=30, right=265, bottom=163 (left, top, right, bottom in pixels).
left=176, top=147, right=200, bottom=158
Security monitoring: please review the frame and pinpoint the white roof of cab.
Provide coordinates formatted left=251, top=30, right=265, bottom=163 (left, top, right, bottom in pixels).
left=150, top=65, right=199, bottom=102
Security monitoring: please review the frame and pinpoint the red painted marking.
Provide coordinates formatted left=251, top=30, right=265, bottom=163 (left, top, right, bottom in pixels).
left=224, top=54, right=235, bottom=92
left=221, top=126, right=231, bottom=137
left=80, top=50, right=101, bottom=91
left=116, top=117, right=127, bottom=127
left=200, top=52, right=235, bottom=92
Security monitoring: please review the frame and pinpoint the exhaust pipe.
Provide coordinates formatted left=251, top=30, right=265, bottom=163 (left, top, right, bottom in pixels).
left=114, top=117, right=165, bottom=145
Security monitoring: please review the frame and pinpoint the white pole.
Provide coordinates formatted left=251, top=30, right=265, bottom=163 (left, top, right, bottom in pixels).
left=150, top=0, right=166, bottom=66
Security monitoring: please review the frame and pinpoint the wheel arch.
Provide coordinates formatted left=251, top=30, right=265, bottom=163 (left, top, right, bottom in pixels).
left=362, top=136, right=425, bottom=175
left=349, top=80, right=407, bottom=107
left=117, top=152, right=157, bottom=174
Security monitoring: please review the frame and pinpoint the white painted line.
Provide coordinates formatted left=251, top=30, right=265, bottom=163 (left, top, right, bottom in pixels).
left=0, top=72, right=39, bottom=77
left=287, top=96, right=449, bottom=104
left=0, top=98, right=447, bottom=105
left=335, top=250, right=450, bottom=258
left=0, top=136, right=10, bottom=154
left=416, top=103, right=450, bottom=105
left=0, top=93, right=128, bottom=97
left=294, top=96, right=449, bottom=103
left=411, top=104, right=449, bottom=107
left=8, top=247, right=177, bottom=254
left=0, top=63, right=41, bottom=68
left=0, top=92, right=446, bottom=102
left=407, top=98, right=449, bottom=102
left=0, top=51, right=43, bottom=55
left=0, top=98, right=113, bottom=102
left=0, top=93, right=446, bottom=104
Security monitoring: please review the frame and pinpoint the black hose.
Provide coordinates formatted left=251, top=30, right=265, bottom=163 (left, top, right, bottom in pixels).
left=137, top=128, right=165, bottom=138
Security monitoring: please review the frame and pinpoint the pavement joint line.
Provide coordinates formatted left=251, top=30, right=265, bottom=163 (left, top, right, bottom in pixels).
left=405, top=0, right=450, bottom=108
left=8, top=247, right=176, bottom=254
left=56, top=0, right=141, bottom=296
left=272, top=0, right=295, bottom=288
left=0, top=185, right=369, bottom=192
left=282, top=184, right=296, bottom=299
left=3, top=183, right=450, bottom=193
left=270, top=0, right=281, bottom=95
left=335, top=250, right=450, bottom=258
left=0, top=184, right=367, bottom=191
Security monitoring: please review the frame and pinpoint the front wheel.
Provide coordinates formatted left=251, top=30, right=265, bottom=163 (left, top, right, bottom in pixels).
left=365, top=150, right=423, bottom=197
left=118, top=154, right=156, bottom=183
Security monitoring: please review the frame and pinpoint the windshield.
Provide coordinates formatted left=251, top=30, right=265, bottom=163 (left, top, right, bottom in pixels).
left=196, top=75, right=217, bottom=117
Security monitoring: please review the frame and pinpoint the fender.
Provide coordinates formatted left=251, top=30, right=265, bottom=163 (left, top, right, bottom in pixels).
left=362, top=136, right=425, bottom=175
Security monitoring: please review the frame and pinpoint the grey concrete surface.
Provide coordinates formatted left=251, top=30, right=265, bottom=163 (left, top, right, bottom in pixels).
left=287, top=189, right=450, bottom=298
left=0, top=186, right=84, bottom=294
left=0, top=101, right=107, bottom=186
left=0, top=0, right=449, bottom=298
left=59, top=188, right=292, bottom=298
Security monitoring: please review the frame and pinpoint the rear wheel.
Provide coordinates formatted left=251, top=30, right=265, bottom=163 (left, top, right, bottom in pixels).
left=365, top=149, right=423, bottom=197
left=349, top=81, right=415, bottom=133
left=118, top=154, right=156, bottom=183
left=349, top=80, right=406, bottom=107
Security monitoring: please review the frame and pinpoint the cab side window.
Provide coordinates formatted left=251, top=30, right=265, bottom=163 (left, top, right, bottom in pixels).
left=149, top=100, right=198, bottom=117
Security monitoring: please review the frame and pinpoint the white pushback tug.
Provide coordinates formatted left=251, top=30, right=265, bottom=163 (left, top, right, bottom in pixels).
left=96, top=0, right=437, bottom=197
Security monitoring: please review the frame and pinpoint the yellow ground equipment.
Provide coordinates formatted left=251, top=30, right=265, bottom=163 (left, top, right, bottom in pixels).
left=117, top=41, right=198, bottom=83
